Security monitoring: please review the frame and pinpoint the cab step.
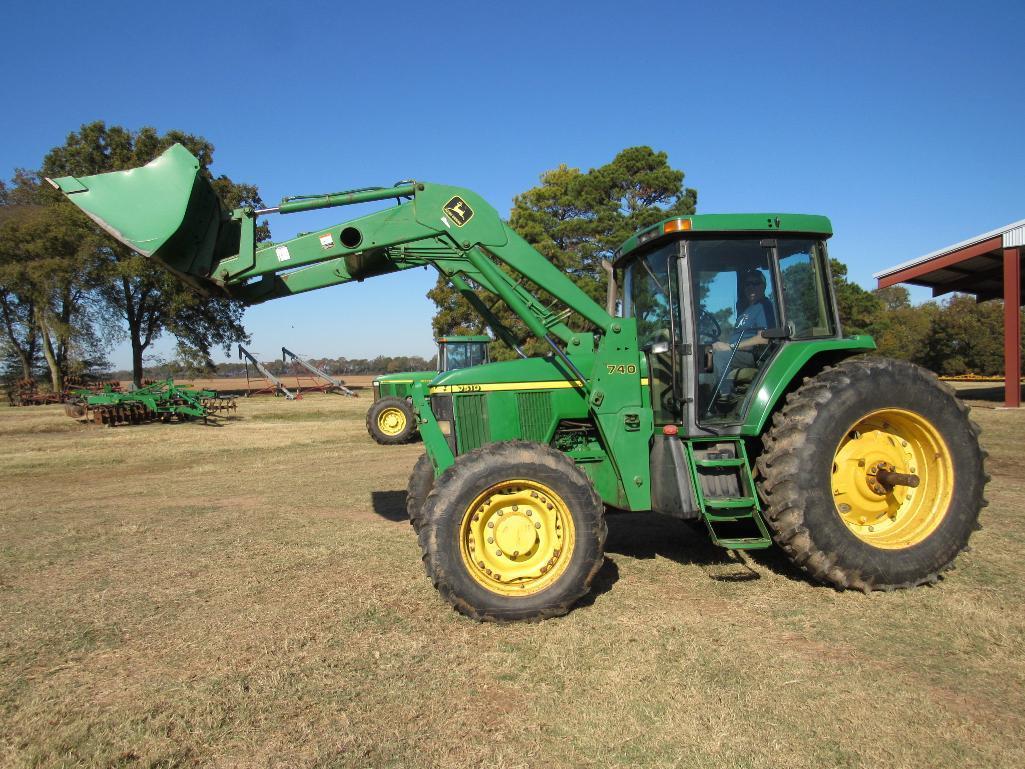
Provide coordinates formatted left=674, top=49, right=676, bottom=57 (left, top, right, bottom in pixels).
left=684, top=438, right=771, bottom=550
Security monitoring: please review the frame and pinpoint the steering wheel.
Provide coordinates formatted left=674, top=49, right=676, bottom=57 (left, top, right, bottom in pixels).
left=697, top=308, right=721, bottom=344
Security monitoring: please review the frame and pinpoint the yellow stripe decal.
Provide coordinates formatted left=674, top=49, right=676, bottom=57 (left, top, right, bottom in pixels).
left=429, top=378, right=649, bottom=395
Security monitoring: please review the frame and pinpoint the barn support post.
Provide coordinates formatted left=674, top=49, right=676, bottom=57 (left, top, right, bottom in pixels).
left=1004, top=247, right=1022, bottom=408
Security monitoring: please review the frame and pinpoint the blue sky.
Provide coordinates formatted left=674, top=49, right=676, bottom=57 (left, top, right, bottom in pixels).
left=2, top=0, right=1022, bottom=368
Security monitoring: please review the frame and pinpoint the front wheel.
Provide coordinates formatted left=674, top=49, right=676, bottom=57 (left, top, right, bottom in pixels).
left=418, top=441, right=606, bottom=621
left=756, top=356, right=987, bottom=592
left=366, top=397, right=417, bottom=445
left=406, top=453, right=435, bottom=534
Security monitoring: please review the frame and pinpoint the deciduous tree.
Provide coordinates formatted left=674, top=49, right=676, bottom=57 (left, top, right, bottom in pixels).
left=41, top=122, right=265, bottom=386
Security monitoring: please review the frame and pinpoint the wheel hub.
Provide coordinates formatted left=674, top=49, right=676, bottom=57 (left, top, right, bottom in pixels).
left=831, top=409, right=953, bottom=548
left=459, top=480, right=574, bottom=596
left=378, top=407, right=406, bottom=435
left=865, top=460, right=895, bottom=496
left=494, top=514, right=538, bottom=556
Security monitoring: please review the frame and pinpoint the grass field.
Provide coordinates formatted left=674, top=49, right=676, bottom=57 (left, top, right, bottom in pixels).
left=1, top=393, right=1023, bottom=768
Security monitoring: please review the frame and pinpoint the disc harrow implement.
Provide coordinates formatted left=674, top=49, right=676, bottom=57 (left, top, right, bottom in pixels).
left=65, top=378, right=237, bottom=426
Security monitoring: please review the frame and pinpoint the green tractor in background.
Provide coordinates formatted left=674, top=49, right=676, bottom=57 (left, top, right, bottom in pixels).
left=50, top=146, right=988, bottom=622
left=368, top=335, right=491, bottom=444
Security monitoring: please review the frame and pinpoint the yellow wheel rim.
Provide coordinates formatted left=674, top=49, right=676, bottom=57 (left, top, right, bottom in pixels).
left=831, top=408, right=954, bottom=549
left=459, top=480, right=576, bottom=597
left=377, top=407, right=407, bottom=436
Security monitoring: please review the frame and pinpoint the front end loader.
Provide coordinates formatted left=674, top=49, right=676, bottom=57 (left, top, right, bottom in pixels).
left=49, top=146, right=987, bottom=621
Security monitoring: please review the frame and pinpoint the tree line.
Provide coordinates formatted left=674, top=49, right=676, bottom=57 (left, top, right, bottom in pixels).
left=834, top=266, right=1020, bottom=376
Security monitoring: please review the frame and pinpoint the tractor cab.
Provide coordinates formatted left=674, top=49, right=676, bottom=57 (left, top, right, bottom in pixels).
left=616, top=215, right=841, bottom=430
left=437, top=335, right=491, bottom=373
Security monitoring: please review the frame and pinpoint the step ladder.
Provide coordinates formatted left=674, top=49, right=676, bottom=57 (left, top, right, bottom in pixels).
left=684, top=438, right=772, bottom=550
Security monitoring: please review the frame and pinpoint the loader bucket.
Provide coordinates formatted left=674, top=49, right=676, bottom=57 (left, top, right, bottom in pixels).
left=46, top=144, right=239, bottom=293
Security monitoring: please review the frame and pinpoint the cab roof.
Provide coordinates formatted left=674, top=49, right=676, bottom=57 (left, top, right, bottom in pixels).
left=615, top=213, right=833, bottom=264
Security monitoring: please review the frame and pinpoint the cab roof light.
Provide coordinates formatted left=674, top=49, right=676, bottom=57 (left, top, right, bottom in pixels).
left=663, top=219, right=692, bottom=234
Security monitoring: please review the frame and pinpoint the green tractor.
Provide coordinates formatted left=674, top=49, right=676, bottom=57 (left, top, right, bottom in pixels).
left=368, top=335, right=491, bottom=444
left=50, top=146, right=987, bottom=621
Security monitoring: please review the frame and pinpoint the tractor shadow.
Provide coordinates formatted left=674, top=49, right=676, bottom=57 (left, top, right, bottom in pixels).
left=370, top=490, right=409, bottom=523
left=602, top=511, right=811, bottom=587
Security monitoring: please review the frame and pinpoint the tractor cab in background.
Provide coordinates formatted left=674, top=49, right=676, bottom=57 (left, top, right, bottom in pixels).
left=368, top=335, right=492, bottom=444
left=437, top=335, right=491, bottom=373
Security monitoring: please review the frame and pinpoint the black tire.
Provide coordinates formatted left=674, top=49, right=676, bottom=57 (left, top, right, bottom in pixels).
left=366, top=397, right=417, bottom=445
left=756, top=356, right=988, bottom=592
left=406, top=453, right=435, bottom=534
left=419, top=441, right=606, bottom=621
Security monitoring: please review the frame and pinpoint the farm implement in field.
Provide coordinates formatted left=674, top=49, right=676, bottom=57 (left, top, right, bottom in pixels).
left=50, top=144, right=988, bottom=621
left=238, top=344, right=297, bottom=399
left=64, top=378, right=237, bottom=426
left=281, top=347, right=357, bottom=396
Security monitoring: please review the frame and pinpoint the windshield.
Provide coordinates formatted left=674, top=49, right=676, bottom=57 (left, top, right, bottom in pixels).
left=690, top=238, right=780, bottom=424
left=442, top=342, right=489, bottom=372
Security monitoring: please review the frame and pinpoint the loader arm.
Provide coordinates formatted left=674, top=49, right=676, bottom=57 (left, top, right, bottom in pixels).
left=49, top=144, right=653, bottom=509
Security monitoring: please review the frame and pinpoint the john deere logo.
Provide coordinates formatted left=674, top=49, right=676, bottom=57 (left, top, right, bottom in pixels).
left=443, top=196, right=474, bottom=227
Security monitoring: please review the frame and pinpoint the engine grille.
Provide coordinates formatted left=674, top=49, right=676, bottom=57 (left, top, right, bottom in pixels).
left=517, top=391, right=552, bottom=442
left=454, top=394, right=489, bottom=453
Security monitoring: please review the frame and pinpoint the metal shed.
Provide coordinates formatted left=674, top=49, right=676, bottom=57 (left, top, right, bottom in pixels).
left=874, top=220, right=1024, bottom=407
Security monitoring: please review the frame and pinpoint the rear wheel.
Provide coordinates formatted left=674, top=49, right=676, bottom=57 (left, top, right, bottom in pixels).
left=366, top=397, right=417, bottom=444
left=418, top=441, right=606, bottom=621
left=756, top=356, right=987, bottom=591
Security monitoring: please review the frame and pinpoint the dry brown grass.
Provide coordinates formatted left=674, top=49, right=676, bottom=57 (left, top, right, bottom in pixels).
left=1, top=394, right=1023, bottom=768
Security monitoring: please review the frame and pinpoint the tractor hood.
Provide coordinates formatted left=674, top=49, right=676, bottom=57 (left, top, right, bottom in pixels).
left=374, top=371, right=438, bottom=385
left=427, top=355, right=593, bottom=394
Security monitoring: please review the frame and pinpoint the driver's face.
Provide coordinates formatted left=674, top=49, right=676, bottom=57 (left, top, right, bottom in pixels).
left=744, top=275, right=766, bottom=305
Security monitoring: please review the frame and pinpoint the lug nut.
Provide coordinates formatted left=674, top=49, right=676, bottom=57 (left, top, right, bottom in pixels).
left=535, top=522, right=541, bottom=529
left=511, top=505, right=518, bottom=512
left=487, top=537, right=494, bottom=544
left=526, top=510, right=532, bottom=516
left=496, top=550, right=503, bottom=557
left=488, top=521, right=494, bottom=529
